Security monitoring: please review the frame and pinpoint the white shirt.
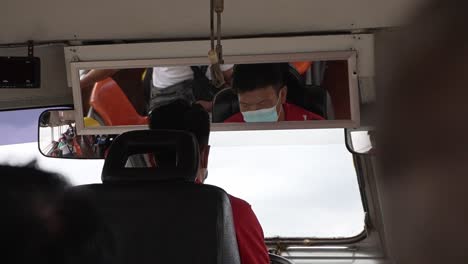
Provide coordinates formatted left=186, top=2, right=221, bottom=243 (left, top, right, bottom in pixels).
left=152, top=65, right=233, bottom=89
left=60, top=143, right=71, bottom=155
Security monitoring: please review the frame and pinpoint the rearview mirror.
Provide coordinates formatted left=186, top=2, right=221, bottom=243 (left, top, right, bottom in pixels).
left=38, top=109, right=115, bottom=159
left=71, top=52, right=360, bottom=135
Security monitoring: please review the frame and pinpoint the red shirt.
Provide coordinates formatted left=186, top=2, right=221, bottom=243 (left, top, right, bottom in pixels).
left=229, top=195, right=270, bottom=264
left=224, top=102, right=324, bottom=122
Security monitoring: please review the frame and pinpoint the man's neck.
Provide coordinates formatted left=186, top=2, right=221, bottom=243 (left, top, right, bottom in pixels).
left=278, top=104, right=286, bottom=121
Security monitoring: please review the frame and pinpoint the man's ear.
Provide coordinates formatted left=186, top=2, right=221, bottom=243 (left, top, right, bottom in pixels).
left=280, top=86, right=288, bottom=104
left=200, top=145, right=210, bottom=169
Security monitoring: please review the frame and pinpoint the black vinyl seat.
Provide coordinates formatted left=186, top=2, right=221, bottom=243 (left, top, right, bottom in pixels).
left=66, top=130, right=240, bottom=264
left=212, top=88, right=239, bottom=123
left=269, top=253, right=294, bottom=264
left=286, top=65, right=328, bottom=119
left=212, top=64, right=327, bottom=123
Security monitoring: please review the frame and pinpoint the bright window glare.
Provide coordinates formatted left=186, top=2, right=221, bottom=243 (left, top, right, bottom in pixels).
left=0, top=108, right=365, bottom=239
left=0, top=143, right=103, bottom=185
left=206, top=129, right=365, bottom=238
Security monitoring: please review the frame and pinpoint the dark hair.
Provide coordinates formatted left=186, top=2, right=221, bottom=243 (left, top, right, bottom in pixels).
left=149, top=99, right=210, bottom=146
left=232, top=63, right=288, bottom=94
left=0, top=165, right=69, bottom=264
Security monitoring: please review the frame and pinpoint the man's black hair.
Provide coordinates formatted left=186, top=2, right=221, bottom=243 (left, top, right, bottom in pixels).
left=149, top=99, right=210, bottom=146
left=232, top=63, right=289, bottom=94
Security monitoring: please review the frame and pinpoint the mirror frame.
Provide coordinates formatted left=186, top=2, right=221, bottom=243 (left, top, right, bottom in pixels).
left=345, top=127, right=375, bottom=155
left=37, top=108, right=84, bottom=159
left=37, top=108, right=121, bottom=159
left=71, top=51, right=360, bottom=135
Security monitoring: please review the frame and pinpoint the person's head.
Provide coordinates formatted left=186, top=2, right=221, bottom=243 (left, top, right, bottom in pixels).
left=149, top=99, right=211, bottom=183
left=0, top=164, right=69, bottom=264
left=232, top=63, right=289, bottom=122
left=378, top=1, right=468, bottom=263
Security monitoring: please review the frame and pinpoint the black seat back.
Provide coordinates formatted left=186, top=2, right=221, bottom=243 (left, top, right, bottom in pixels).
left=68, top=183, right=239, bottom=264
left=68, top=130, right=240, bottom=264
left=285, top=66, right=327, bottom=119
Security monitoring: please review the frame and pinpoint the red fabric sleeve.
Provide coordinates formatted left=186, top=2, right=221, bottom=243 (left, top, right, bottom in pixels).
left=305, top=111, right=325, bottom=120
left=284, top=103, right=325, bottom=121
left=229, top=195, right=270, bottom=264
left=224, top=113, right=245, bottom=123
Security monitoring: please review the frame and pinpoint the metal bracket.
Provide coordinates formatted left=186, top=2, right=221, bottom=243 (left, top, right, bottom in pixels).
left=27, top=40, right=34, bottom=57
left=210, top=0, right=224, bottom=63
left=71, top=55, right=81, bottom=62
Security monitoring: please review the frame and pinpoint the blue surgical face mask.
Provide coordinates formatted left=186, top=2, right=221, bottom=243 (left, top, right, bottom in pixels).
left=241, top=98, right=282, bottom=123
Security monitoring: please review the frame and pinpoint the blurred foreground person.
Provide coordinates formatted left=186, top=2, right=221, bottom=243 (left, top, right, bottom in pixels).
left=0, top=164, right=114, bottom=264
left=378, top=1, right=468, bottom=263
left=1, top=165, right=68, bottom=264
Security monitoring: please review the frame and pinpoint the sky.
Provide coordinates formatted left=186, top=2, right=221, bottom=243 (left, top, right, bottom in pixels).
left=0, top=108, right=43, bottom=145
left=0, top=108, right=365, bottom=238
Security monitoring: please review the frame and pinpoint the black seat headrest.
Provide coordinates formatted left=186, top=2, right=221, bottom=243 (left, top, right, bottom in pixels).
left=212, top=88, right=240, bottom=123
left=285, top=66, right=327, bottom=118
left=102, top=130, right=199, bottom=183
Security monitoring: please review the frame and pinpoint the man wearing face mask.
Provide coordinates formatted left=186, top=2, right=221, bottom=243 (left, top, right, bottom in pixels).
left=149, top=99, right=270, bottom=264
left=225, top=63, right=324, bottom=123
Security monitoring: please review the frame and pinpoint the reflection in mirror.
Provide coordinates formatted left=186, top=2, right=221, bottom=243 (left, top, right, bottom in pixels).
left=78, top=60, right=353, bottom=128
left=38, top=110, right=116, bottom=159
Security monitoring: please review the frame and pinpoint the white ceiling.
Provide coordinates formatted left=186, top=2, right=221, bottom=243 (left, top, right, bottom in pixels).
left=2, top=0, right=426, bottom=44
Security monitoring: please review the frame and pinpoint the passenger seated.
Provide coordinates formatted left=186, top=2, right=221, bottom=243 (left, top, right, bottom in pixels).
left=149, top=100, right=270, bottom=264
left=150, top=65, right=233, bottom=111
left=80, top=65, right=233, bottom=113
left=224, top=63, right=324, bottom=122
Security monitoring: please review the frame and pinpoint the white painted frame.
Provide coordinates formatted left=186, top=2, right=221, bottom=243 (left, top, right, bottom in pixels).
left=65, top=35, right=374, bottom=85
left=71, top=51, right=359, bottom=135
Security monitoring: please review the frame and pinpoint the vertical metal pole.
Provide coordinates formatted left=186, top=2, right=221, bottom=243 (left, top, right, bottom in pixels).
left=306, top=67, right=313, bottom=86
left=313, top=61, right=322, bottom=86
left=210, top=0, right=215, bottom=51
left=214, top=0, right=224, bottom=64
left=216, top=12, right=223, bottom=64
